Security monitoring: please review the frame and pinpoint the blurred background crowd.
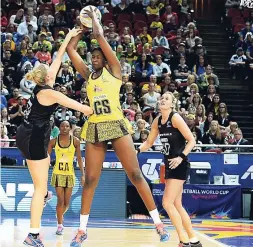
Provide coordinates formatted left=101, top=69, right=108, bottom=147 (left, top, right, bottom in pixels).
left=1, top=0, right=252, bottom=152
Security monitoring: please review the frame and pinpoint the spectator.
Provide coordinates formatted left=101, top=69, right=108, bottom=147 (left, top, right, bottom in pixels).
left=207, top=94, right=221, bottom=117
left=9, top=95, right=26, bottom=126
left=202, top=84, right=216, bottom=109
left=19, top=73, right=35, bottom=99
left=186, top=113, right=202, bottom=141
left=113, top=0, right=128, bottom=15
left=38, top=7, right=54, bottom=28
left=229, top=47, right=247, bottom=80
left=216, top=103, right=232, bottom=128
left=230, top=128, right=250, bottom=152
left=1, top=95, right=7, bottom=110
left=191, top=131, right=203, bottom=152
left=192, top=55, right=208, bottom=79
left=1, top=9, right=8, bottom=28
left=73, top=111, right=86, bottom=127
left=35, top=44, right=52, bottom=65
left=142, top=82, right=161, bottom=112
left=139, top=27, right=153, bottom=45
left=195, top=104, right=206, bottom=135
left=56, top=63, right=74, bottom=88
left=150, top=14, right=163, bottom=30
left=198, top=65, right=219, bottom=91
left=127, top=0, right=145, bottom=14
left=162, top=75, right=172, bottom=93
left=32, top=32, right=52, bottom=52
left=1, top=107, right=11, bottom=129
left=202, top=120, right=224, bottom=150
left=125, top=43, right=138, bottom=66
left=120, top=55, right=132, bottom=76
left=153, top=55, right=171, bottom=80
left=9, top=9, right=24, bottom=27
left=152, top=28, right=169, bottom=49
left=55, top=0, right=66, bottom=12
left=1, top=123, right=9, bottom=148
left=135, top=54, right=153, bottom=82
left=203, top=112, right=214, bottom=133
left=133, top=119, right=148, bottom=141
left=224, top=121, right=238, bottom=145
left=78, top=88, right=89, bottom=105
left=24, top=0, right=37, bottom=10
left=146, top=0, right=159, bottom=15
left=174, top=56, right=191, bottom=84
left=122, top=92, right=135, bottom=110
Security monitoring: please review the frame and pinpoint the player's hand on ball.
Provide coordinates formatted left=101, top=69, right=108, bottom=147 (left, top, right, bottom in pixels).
left=168, top=157, right=183, bottom=169
left=67, top=27, right=83, bottom=38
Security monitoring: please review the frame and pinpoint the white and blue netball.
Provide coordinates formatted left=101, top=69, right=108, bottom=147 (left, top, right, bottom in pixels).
left=80, top=5, right=102, bottom=28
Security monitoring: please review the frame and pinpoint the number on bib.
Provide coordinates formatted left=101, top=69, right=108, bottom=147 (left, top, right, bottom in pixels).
left=94, top=99, right=111, bottom=115
left=59, top=162, right=69, bottom=171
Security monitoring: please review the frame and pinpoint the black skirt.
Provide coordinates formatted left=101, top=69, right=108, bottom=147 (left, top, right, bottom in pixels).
left=164, top=157, right=190, bottom=181
left=16, top=123, right=51, bottom=160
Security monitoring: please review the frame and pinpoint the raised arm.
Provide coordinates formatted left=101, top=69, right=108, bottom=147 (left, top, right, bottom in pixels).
left=38, top=89, right=93, bottom=116
left=66, top=30, right=91, bottom=81
left=88, top=7, right=121, bottom=79
left=46, top=28, right=83, bottom=87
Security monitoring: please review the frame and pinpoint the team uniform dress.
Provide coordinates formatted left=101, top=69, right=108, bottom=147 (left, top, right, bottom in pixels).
left=16, top=85, right=58, bottom=160
left=158, top=111, right=190, bottom=180
left=81, top=67, right=133, bottom=143
left=51, top=136, right=76, bottom=188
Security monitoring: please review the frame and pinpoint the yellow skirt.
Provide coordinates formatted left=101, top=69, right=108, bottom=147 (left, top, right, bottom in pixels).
left=81, top=118, right=134, bottom=143
left=51, top=173, right=75, bottom=188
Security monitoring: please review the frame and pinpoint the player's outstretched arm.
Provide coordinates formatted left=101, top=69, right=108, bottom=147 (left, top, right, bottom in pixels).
left=46, top=28, right=83, bottom=87
left=88, top=7, right=121, bottom=79
left=39, top=90, right=93, bottom=116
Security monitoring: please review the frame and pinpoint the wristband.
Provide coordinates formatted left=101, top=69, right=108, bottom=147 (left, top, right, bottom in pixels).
left=179, top=153, right=187, bottom=160
left=137, top=147, right=141, bottom=154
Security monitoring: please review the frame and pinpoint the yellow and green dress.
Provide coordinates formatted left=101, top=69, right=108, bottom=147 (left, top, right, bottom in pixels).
left=51, top=136, right=76, bottom=188
left=81, top=67, right=133, bottom=143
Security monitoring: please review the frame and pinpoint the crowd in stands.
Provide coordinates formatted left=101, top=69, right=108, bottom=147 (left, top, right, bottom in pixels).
left=0, top=0, right=250, bottom=152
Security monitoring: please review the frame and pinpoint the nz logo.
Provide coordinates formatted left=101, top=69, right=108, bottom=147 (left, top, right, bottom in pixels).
left=240, top=0, right=253, bottom=8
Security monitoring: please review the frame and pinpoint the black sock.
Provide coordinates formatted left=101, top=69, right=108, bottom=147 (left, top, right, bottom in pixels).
left=30, top=233, right=39, bottom=239
left=44, top=191, right=48, bottom=199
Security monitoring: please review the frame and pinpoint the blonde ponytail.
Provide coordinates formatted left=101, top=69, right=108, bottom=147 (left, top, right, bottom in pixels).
left=25, top=64, right=48, bottom=86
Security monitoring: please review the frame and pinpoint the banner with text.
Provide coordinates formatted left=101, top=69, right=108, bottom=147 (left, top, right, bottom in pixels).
left=152, top=184, right=241, bottom=219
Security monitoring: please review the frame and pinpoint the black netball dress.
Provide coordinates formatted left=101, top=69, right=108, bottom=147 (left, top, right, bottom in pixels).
left=158, top=111, right=190, bottom=180
left=16, top=85, right=58, bottom=160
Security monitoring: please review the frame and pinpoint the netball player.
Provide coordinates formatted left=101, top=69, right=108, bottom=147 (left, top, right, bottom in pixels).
left=137, top=92, right=202, bottom=247
left=48, top=120, right=85, bottom=235
left=67, top=8, right=169, bottom=246
left=16, top=28, right=93, bottom=247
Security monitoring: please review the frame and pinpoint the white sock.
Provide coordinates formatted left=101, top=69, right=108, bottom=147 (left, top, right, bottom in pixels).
left=149, top=209, right=162, bottom=225
left=190, top=237, right=199, bottom=243
left=58, top=224, right=63, bottom=228
left=29, top=228, right=40, bottom=234
left=79, top=214, right=89, bottom=231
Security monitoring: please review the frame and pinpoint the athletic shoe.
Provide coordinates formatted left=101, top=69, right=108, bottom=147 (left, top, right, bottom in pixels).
left=190, top=242, right=203, bottom=247
left=70, top=230, right=87, bottom=247
left=43, top=191, right=53, bottom=208
left=178, top=242, right=190, bottom=247
left=56, top=226, right=64, bottom=235
left=155, top=223, right=170, bottom=242
left=23, top=233, right=44, bottom=247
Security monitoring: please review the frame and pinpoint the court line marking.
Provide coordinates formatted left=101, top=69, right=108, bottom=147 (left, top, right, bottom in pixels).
left=196, top=231, right=231, bottom=247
